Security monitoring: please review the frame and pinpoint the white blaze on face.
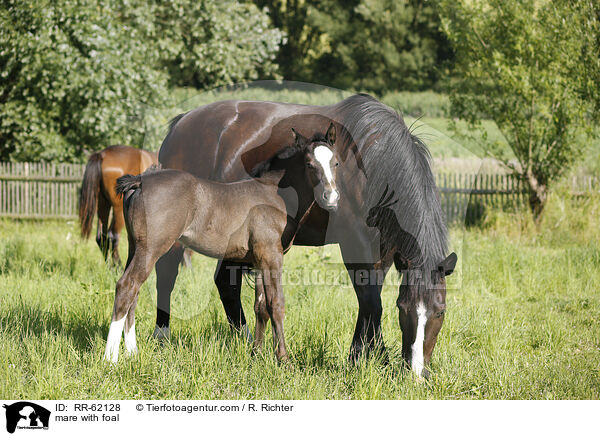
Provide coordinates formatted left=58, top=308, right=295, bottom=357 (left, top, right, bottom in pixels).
left=411, top=301, right=427, bottom=377
left=103, top=315, right=126, bottom=363
left=313, top=145, right=339, bottom=203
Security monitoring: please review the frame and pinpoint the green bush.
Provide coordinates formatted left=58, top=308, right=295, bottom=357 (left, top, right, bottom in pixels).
left=0, top=0, right=170, bottom=162
left=0, top=0, right=284, bottom=162
left=148, top=0, right=284, bottom=88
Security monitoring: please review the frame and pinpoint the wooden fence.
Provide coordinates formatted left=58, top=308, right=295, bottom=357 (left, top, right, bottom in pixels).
left=0, top=162, right=597, bottom=223
left=0, top=162, right=84, bottom=219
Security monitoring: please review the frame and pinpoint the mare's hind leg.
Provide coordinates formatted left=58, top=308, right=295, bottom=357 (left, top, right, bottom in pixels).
left=104, top=250, right=155, bottom=363
left=96, top=193, right=111, bottom=261
left=108, top=202, right=125, bottom=267
left=252, top=272, right=269, bottom=353
left=214, top=260, right=252, bottom=342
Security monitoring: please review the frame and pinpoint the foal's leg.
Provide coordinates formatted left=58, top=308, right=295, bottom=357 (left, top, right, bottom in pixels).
left=153, top=244, right=184, bottom=340
left=104, top=250, right=155, bottom=363
left=253, top=272, right=269, bottom=353
left=124, top=292, right=140, bottom=355
left=257, top=247, right=288, bottom=362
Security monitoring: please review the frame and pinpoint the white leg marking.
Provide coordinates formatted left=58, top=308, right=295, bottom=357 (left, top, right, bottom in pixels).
left=103, top=315, right=126, bottom=363
left=411, top=302, right=427, bottom=377
left=124, top=322, right=138, bottom=355
left=152, top=325, right=171, bottom=341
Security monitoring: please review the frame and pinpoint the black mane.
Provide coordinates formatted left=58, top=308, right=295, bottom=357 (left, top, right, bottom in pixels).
left=337, top=94, right=448, bottom=278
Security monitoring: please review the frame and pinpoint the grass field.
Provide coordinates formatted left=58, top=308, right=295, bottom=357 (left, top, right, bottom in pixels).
left=1, top=192, right=599, bottom=399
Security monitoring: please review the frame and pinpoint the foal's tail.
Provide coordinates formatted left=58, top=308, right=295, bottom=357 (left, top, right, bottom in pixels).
left=79, top=152, right=103, bottom=239
left=116, top=174, right=142, bottom=196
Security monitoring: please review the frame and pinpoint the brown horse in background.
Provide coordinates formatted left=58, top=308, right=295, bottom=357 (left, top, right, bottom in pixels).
left=79, top=145, right=158, bottom=265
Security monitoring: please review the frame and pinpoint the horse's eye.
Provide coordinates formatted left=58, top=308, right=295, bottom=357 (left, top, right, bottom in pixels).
left=436, top=309, right=446, bottom=318
left=335, top=162, right=339, bottom=167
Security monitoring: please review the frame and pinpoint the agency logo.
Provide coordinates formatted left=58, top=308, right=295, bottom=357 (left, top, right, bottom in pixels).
left=3, top=402, right=50, bottom=434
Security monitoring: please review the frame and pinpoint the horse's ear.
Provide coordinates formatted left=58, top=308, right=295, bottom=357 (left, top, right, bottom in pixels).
left=439, top=252, right=457, bottom=276
left=291, top=128, right=308, bottom=147
left=326, top=122, right=336, bottom=146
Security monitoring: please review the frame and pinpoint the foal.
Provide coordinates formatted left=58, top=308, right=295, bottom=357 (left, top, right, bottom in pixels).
left=103, top=124, right=340, bottom=363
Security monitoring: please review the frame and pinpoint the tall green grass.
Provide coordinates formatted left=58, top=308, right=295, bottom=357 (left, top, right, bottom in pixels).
left=1, top=193, right=599, bottom=399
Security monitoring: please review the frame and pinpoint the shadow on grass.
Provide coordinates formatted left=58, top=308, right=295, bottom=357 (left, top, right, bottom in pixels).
left=0, top=301, right=107, bottom=353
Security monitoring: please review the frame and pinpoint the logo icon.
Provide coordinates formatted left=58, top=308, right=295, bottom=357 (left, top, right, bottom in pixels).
left=3, top=402, right=50, bottom=434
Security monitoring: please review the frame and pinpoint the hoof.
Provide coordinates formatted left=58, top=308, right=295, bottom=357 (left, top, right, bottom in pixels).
left=152, top=325, right=171, bottom=341
left=277, top=354, right=291, bottom=366
left=240, top=324, right=253, bottom=344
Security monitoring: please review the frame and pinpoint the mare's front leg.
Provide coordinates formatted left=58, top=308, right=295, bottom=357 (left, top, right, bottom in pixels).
left=253, top=272, right=269, bottom=353
left=214, top=260, right=252, bottom=342
left=257, top=246, right=288, bottom=362
left=340, top=247, right=393, bottom=363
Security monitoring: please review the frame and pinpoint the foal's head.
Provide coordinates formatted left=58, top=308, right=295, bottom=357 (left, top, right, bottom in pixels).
left=290, top=123, right=340, bottom=211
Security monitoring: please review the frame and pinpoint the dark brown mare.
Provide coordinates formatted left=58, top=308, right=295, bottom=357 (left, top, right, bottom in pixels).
left=156, top=94, right=457, bottom=378
left=79, top=145, right=157, bottom=265
left=103, top=126, right=340, bottom=363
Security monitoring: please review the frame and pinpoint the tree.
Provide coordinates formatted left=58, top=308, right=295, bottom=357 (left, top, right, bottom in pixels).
left=147, top=0, right=285, bottom=88
left=254, top=0, right=452, bottom=92
left=308, top=0, right=452, bottom=93
left=0, top=0, right=169, bottom=162
left=438, top=0, right=600, bottom=221
left=0, top=0, right=285, bottom=162
left=252, top=0, right=319, bottom=82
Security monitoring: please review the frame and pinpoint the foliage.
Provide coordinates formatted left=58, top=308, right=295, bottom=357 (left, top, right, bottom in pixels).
left=438, top=0, right=600, bottom=221
left=1, top=216, right=599, bottom=398
left=0, top=0, right=285, bottom=162
left=252, top=0, right=320, bottom=82
left=254, top=0, right=452, bottom=93
left=309, top=0, right=452, bottom=93
left=0, top=0, right=169, bottom=162
left=146, top=0, right=285, bottom=88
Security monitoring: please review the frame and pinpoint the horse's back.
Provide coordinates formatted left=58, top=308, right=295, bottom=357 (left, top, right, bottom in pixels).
left=158, top=100, right=334, bottom=182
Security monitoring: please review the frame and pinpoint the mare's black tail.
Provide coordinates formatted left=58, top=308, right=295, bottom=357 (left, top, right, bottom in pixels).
left=79, top=152, right=103, bottom=239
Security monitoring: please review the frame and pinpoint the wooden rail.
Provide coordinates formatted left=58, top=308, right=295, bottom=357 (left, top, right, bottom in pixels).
left=0, top=162, right=597, bottom=223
